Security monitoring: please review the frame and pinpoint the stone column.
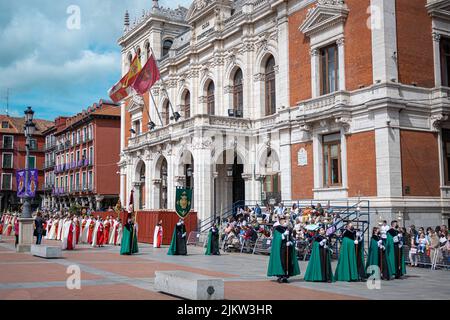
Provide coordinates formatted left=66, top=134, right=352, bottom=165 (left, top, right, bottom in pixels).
left=193, top=146, right=213, bottom=222
left=17, top=218, right=34, bottom=252
left=311, top=49, right=320, bottom=98
left=432, top=32, right=442, bottom=87
left=337, top=38, right=346, bottom=91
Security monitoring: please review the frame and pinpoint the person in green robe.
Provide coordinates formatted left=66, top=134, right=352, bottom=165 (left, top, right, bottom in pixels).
left=386, top=221, right=406, bottom=279
left=304, top=227, right=334, bottom=282
left=168, top=219, right=187, bottom=255
left=120, top=215, right=139, bottom=255
left=334, top=223, right=359, bottom=282
left=205, top=223, right=220, bottom=255
left=366, top=227, right=390, bottom=280
left=267, top=216, right=300, bottom=283
left=355, top=229, right=366, bottom=281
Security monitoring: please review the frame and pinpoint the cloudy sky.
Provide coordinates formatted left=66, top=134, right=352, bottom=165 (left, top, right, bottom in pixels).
left=0, top=0, right=192, bottom=120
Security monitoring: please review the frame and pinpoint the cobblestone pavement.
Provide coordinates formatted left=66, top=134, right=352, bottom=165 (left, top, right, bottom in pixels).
left=0, top=236, right=448, bottom=300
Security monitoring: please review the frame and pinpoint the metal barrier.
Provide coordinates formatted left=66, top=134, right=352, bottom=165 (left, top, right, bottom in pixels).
left=403, top=245, right=450, bottom=270
left=253, top=236, right=272, bottom=255
left=187, top=231, right=208, bottom=247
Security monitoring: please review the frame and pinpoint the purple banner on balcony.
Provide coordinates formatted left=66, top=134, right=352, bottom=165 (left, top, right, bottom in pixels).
left=16, top=169, right=38, bottom=198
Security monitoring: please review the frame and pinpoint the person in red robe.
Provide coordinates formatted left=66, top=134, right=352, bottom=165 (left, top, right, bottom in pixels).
left=103, top=216, right=111, bottom=244
left=87, top=216, right=96, bottom=244
left=75, top=216, right=80, bottom=244
left=92, top=217, right=105, bottom=247
left=66, top=220, right=75, bottom=250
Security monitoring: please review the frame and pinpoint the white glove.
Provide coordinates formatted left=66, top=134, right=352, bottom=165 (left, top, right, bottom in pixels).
left=393, top=236, right=399, bottom=243
left=283, top=230, right=290, bottom=236
left=399, top=243, right=403, bottom=249
left=182, top=232, right=186, bottom=238
left=320, top=239, right=327, bottom=246
left=323, top=245, right=328, bottom=249
left=354, top=240, right=359, bottom=245
left=286, top=241, right=292, bottom=247
left=377, top=240, right=383, bottom=245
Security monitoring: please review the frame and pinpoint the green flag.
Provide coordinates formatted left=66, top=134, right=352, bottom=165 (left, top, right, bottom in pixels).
left=175, top=188, right=192, bottom=219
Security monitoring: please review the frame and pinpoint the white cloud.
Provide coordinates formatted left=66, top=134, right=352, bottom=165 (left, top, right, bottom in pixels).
left=0, top=0, right=193, bottom=119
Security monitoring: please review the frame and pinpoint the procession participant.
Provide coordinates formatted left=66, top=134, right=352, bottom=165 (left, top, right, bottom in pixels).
left=74, top=215, right=80, bottom=244
left=81, top=215, right=90, bottom=244
left=304, top=227, right=333, bottom=282
left=168, top=219, right=188, bottom=256
left=104, top=216, right=111, bottom=245
left=47, top=215, right=58, bottom=240
left=62, top=215, right=76, bottom=250
left=386, top=220, right=406, bottom=279
left=109, top=217, right=118, bottom=245
left=14, top=217, right=19, bottom=247
left=87, top=216, right=96, bottom=244
left=153, top=220, right=163, bottom=249
left=116, top=218, right=123, bottom=246
left=355, top=229, right=366, bottom=281
left=92, top=217, right=105, bottom=247
left=4, top=215, right=13, bottom=236
left=45, top=216, right=53, bottom=239
left=57, top=215, right=65, bottom=241
left=205, top=223, right=220, bottom=255
left=366, top=227, right=390, bottom=280
left=334, top=223, right=359, bottom=282
left=79, top=215, right=87, bottom=243
left=267, top=215, right=300, bottom=284
left=120, top=215, right=139, bottom=255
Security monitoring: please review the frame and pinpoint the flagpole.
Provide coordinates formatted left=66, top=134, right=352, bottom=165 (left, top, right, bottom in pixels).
left=149, top=47, right=180, bottom=122
left=149, top=91, right=164, bottom=126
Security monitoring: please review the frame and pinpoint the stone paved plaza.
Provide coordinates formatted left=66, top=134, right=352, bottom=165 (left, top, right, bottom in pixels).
left=0, top=236, right=448, bottom=300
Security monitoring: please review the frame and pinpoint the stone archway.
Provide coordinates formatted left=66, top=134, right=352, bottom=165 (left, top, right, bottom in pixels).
left=135, top=160, right=146, bottom=210
left=154, top=156, right=168, bottom=209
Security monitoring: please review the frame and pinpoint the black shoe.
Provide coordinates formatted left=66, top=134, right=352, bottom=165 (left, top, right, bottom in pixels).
left=282, top=277, right=289, bottom=283
left=277, top=277, right=283, bottom=283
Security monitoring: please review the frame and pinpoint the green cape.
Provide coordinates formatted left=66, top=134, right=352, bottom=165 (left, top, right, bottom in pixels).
left=366, top=238, right=380, bottom=272
left=120, top=224, right=139, bottom=255
left=267, top=229, right=300, bottom=277
left=385, top=234, right=406, bottom=276
left=168, top=224, right=186, bottom=255
left=205, top=229, right=219, bottom=255
left=304, top=241, right=334, bottom=282
left=334, top=236, right=359, bottom=281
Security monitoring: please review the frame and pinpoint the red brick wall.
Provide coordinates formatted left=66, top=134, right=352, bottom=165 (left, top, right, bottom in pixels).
left=291, top=142, right=314, bottom=199
left=400, top=130, right=440, bottom=197
left=94, top=118, right=120, bottom=196
left=346, top=131, right=377, bottom=197
left=289, top=5, right=313, bottom=106
left=396, top=0, right=434, bottom=88
left=344, top=0, right=373, bottom=90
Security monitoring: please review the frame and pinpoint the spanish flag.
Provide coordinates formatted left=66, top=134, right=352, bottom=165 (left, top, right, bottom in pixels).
left=108, top=56, right=142, bottom=103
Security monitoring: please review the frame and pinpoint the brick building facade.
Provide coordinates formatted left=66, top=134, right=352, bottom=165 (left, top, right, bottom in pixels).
left=118, top=0, right=450, bottom=227
left=0, top=114, right=53, bottom=212
left=42, top=100, right=121, bottom=211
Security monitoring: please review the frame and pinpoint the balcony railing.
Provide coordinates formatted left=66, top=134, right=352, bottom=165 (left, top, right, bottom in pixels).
left=44, top=161, right=56, bottom=170
left=54, top=158, right=93, bottom=173
left=1, top=143, right=13, bottom=150
left=1, top=163, right=13, bottom=169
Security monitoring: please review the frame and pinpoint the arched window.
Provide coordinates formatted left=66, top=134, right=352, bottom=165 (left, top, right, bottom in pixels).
left=233, top=69, right=243, bottom=115
left=162, top=39, right=173, bottom=57
left=161, top=100, right=170, bottom=126
left=265, top=56, right=276, bottom=116
left=207, top=81, right=215, bottom=115
left=184, top=91, right=191, bottom=118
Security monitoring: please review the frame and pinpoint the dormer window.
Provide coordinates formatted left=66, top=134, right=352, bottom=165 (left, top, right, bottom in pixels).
left=162, top=39, right=173, bottom=57
left=1, top=121, right=9, bottom=129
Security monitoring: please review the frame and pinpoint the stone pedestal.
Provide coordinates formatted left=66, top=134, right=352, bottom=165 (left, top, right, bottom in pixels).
left=17, top=218, right=34, bottom=253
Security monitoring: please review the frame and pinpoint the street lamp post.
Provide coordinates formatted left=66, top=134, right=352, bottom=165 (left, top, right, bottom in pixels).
left=17, top=107, right=36, bottom=252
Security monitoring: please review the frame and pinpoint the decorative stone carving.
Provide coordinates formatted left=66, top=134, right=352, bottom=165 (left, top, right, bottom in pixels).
left=192, top=136, right=213, bottom=150
left=431, top=114, right=449, bottom=131
left=300, top=0, right=349, bottom=38
left=310, top=49, right=319, bottom=57
left=297, top=148, right=308, bottom=166
left=335, top=116, right=351, bottom=133
left=253, top=73, right=265, bottom=82
left=336, top=37, right=345, bottom=47
left=241, top=173, right=253, bottom=181
left=299, top=123, right=312, bottom=133
left=224, top=85, right=234, bottom=94
left=432, top=32, right=441, bottom=42
left=198, top=96, right=208, bottom=104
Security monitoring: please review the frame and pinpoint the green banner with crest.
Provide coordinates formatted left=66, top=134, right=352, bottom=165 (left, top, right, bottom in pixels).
left=175, top=188, right=192, bottom=219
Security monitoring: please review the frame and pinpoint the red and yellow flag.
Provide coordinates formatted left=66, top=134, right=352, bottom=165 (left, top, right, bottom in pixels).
left=108, top=56, right=142, bottom=103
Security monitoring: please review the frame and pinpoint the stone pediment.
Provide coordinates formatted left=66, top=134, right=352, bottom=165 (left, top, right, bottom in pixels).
left=427, top=0, right=450, bottom=20
left=299, top=0, right=349, bottom=38
left=186, top=0, right=232, bottom=24
left=127, top=94, right=145, bottom=114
